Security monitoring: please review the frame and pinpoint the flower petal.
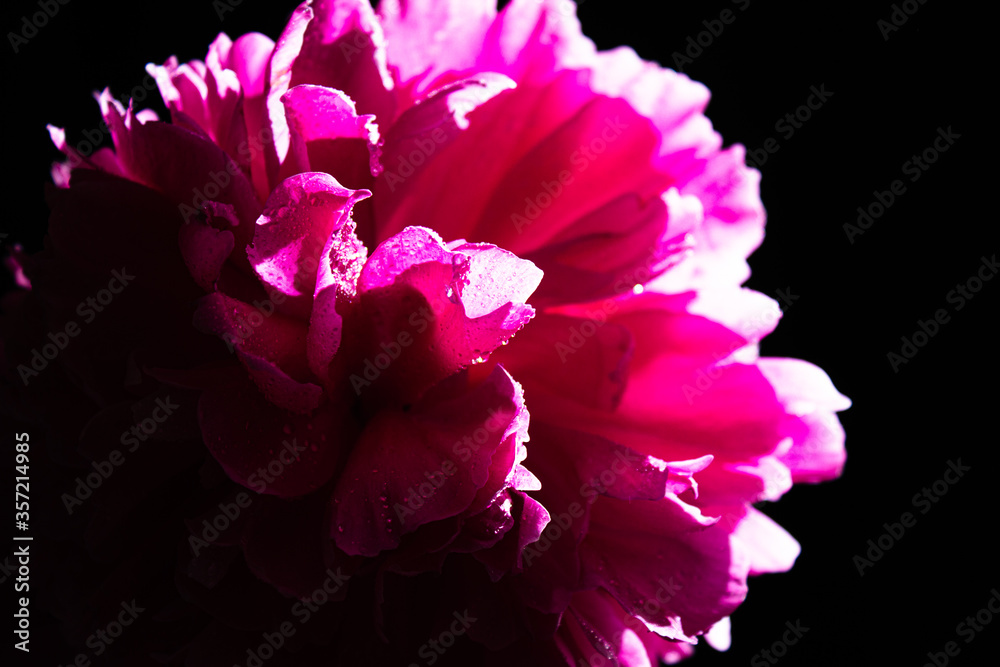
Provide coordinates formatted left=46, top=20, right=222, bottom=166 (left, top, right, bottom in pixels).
left=344, top=226, right=539, bottom=406
left=330, top=365, right=526, bottom=557
left=248, top=171, right=370, bottom=319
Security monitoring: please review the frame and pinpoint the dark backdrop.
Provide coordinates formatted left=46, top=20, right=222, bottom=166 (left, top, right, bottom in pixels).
left=1, top=1, right=994, bottom=665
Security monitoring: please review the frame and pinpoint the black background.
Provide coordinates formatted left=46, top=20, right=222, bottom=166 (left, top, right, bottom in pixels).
left=1, top=1, right=995, bottom=665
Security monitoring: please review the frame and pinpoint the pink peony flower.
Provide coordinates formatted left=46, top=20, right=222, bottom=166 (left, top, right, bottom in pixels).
left=2, top=1, right=849, bottom=664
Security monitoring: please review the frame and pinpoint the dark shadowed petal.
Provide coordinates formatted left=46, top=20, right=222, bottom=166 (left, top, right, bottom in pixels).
left=330, top=365, right=526, bottom=557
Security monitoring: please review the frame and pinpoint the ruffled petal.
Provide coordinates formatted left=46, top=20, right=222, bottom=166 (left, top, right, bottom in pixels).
left=290, top=0, right=396, bottom=122
left=198, top=371, right=356, bottom=498
left=343, top=226, right=540, bottom=406
left=330, top=365, right=527, bottom=557
left=280, top=84, right=380, bottom=183
left=247, top=171, right=370, bottom=319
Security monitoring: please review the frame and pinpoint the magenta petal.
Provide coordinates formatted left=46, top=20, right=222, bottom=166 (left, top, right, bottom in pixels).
left=378, top=0, right=497, bottom=96
left=494, top=311, right=634, bottom=412
left=531, top=421, right=710, bottom=503
left=581, top=494, right=748, bottom=642
left=264, top=2, right=314, bottom=193
left=473, top=489, right=550, bottom=581
left=330, top=365, right=526, bottom=557
left=308, top=217, right=368, bottom=383
left=779, top=410, right=847, bottom=483
left=348, top=226, right=540, bottom=405
left=192, top=292, right=321, bottom=412
left=248, top=172, right=370, bottom=319
left=290, top=0, right=396, bottom=122
left=198, top=373, right=355, bottom=498
left=178, top=205, right=237, bottom=292
left=733, top=507, right=801, bottom=576
left=280, top=84, right=380, bottom=181
left=97, top=90, right=260, bottom=237
left=374, top=73, right=515, bottom=228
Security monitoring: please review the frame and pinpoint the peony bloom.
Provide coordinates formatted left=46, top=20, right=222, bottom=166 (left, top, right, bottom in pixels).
left=2, top=1, right=849, bottom=665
